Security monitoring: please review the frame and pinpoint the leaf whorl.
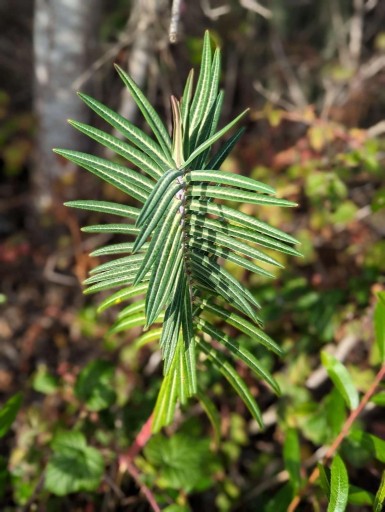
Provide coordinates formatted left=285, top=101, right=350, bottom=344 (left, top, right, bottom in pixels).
left=61, top=30, right=299, bottom=432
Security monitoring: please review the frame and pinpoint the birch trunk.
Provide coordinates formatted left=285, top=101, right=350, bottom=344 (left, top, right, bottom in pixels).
left=33, top=0, right=101, bottom=211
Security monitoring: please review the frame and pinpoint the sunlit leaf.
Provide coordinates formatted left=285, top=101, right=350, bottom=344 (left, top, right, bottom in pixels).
left=373, top=471, right=385, bottom=512
left=327, top=455, right=349, bottom=512
left=61, top=30, right=299, bottom=431
left=321, top=351, right=359, bottom=410
left=374, top=292, right=385, bottom=362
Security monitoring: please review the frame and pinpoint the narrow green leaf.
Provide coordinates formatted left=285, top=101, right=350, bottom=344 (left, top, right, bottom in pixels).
left=374, top=292, right=385, bottom=362
left=327, top=455, right=349, bottom=512
left=90, top=253, right=148, bottom=275
left=171, top=96, right=184, bottom=167
left=185, top=109, right=249, bottom=167
left=97, top=284, right=148, bottom=312
left=179, top=343, right=190, bottom=405
left=189, top=30, right=212, bottom=136
left=207, top=127, right=245, bottom=170
left=283, top=428, right=301, bottom=490
left=202, top=48, right=221, bottom=126
left=0, top=393, right=22, bottom=438
left=200, top=300, right=282, bottom=354
left=373, top=470, right=385, bottom=512
left=65, top=200, right=140, bottom=219
left=78, top=92, right=173, bottom=169
left=84, top=271, right=139, bottom=291
left=191, top=261, right=258, bottom=322
left=181, top=69, right=194, bottom=134
left=188, top=223, right=284, bottom=267
left=181, top=281, right=197, bottom=395
left=134, top=328, right=162, bottom=349
left=134, top=201, right=182, bottom=284
left=193, top=91, right=224, bottom=168
left=84, top=259, right=143, bottom=283
left=134, top=191, right=182, bottom=252
left=188, top=237, right=275, bottom=278
left=197, top=319, right=280, bottom=394
left=190, top=215, right=301, bottom=257
left=137, top=167, right=184, bottom=228
left=189, top=199, right=299, bottom=244
left=191, top=252, right=261, bottom=310
left=110, top=311, right=165, bottom=334
left=152, top=370, right=174, bottom=433
left=196, top=390, right=221, bottom=446
left=160, top=282, right=183, bottom=373
left=198, top=338, right=263, bottom=427
left=165, top=368, right=180, bottom=425
left=192, top=50, right=221, bottom=155
left=188, top=184, right=297, bottom=208
left=321, top=351, right=359, bottom=410
left=53, top=149, right=151, bottom=203
left=152, top=354, right=180, bottom=432
left=91, top=243, right=138, bottom=257
left=117, top=299, right=145, bottom=320
left=81, top=223, right=139, bottom=235
left=68, top=120, right=163, bottom=179
left=84, top=273, right=148, bottom=295
left=114, top=64, right=172, bottom=157
left=145, top=226, right=183, bottom=325
left=187, top=170, right=275, bottom=195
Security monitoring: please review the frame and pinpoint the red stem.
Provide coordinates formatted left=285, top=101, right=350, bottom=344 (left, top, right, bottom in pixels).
left=118, top=414, right=159, bottom=511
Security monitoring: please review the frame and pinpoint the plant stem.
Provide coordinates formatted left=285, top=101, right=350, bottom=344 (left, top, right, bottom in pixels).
left=119, top=413, right=153, bottom=468
left=118, top=414, right=160, bottom=511
left=287, top=363, right=385, bottom=512
left=125, top=460, right=161, bottom=512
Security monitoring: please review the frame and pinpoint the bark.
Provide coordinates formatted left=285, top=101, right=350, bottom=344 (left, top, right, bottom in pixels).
left=117, top=0, right=168, bottom=124
left=33, top=0, right=101, bottom=211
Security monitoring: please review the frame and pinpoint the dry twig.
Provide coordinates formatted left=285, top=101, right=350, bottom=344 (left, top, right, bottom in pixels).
left=239, top=0, right=272, bottom=19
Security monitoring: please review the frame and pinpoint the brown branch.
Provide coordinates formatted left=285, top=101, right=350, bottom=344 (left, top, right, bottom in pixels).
left=287, top=363, right=385, bottom=512
left=117, top=414, right=158, bottom=510
left=169, top=0, right=182, bottom=43
left=125, top=460, right=161, bottom=512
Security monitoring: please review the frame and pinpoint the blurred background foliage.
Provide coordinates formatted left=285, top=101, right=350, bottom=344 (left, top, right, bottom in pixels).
left=0, top=0, right=385, bottom=510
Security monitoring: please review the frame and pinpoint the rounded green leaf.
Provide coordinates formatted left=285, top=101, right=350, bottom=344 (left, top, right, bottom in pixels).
left=74, top=360, right=116, bottom=411
left=44, top=431, right=104, bottom=496
left=144, top=433, right=215, bottom=492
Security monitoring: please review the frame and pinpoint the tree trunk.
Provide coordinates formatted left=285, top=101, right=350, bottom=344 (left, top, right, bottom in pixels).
left=117, top=0, right=169, bottom=123
left=33, top=0, right=101, bottom=211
